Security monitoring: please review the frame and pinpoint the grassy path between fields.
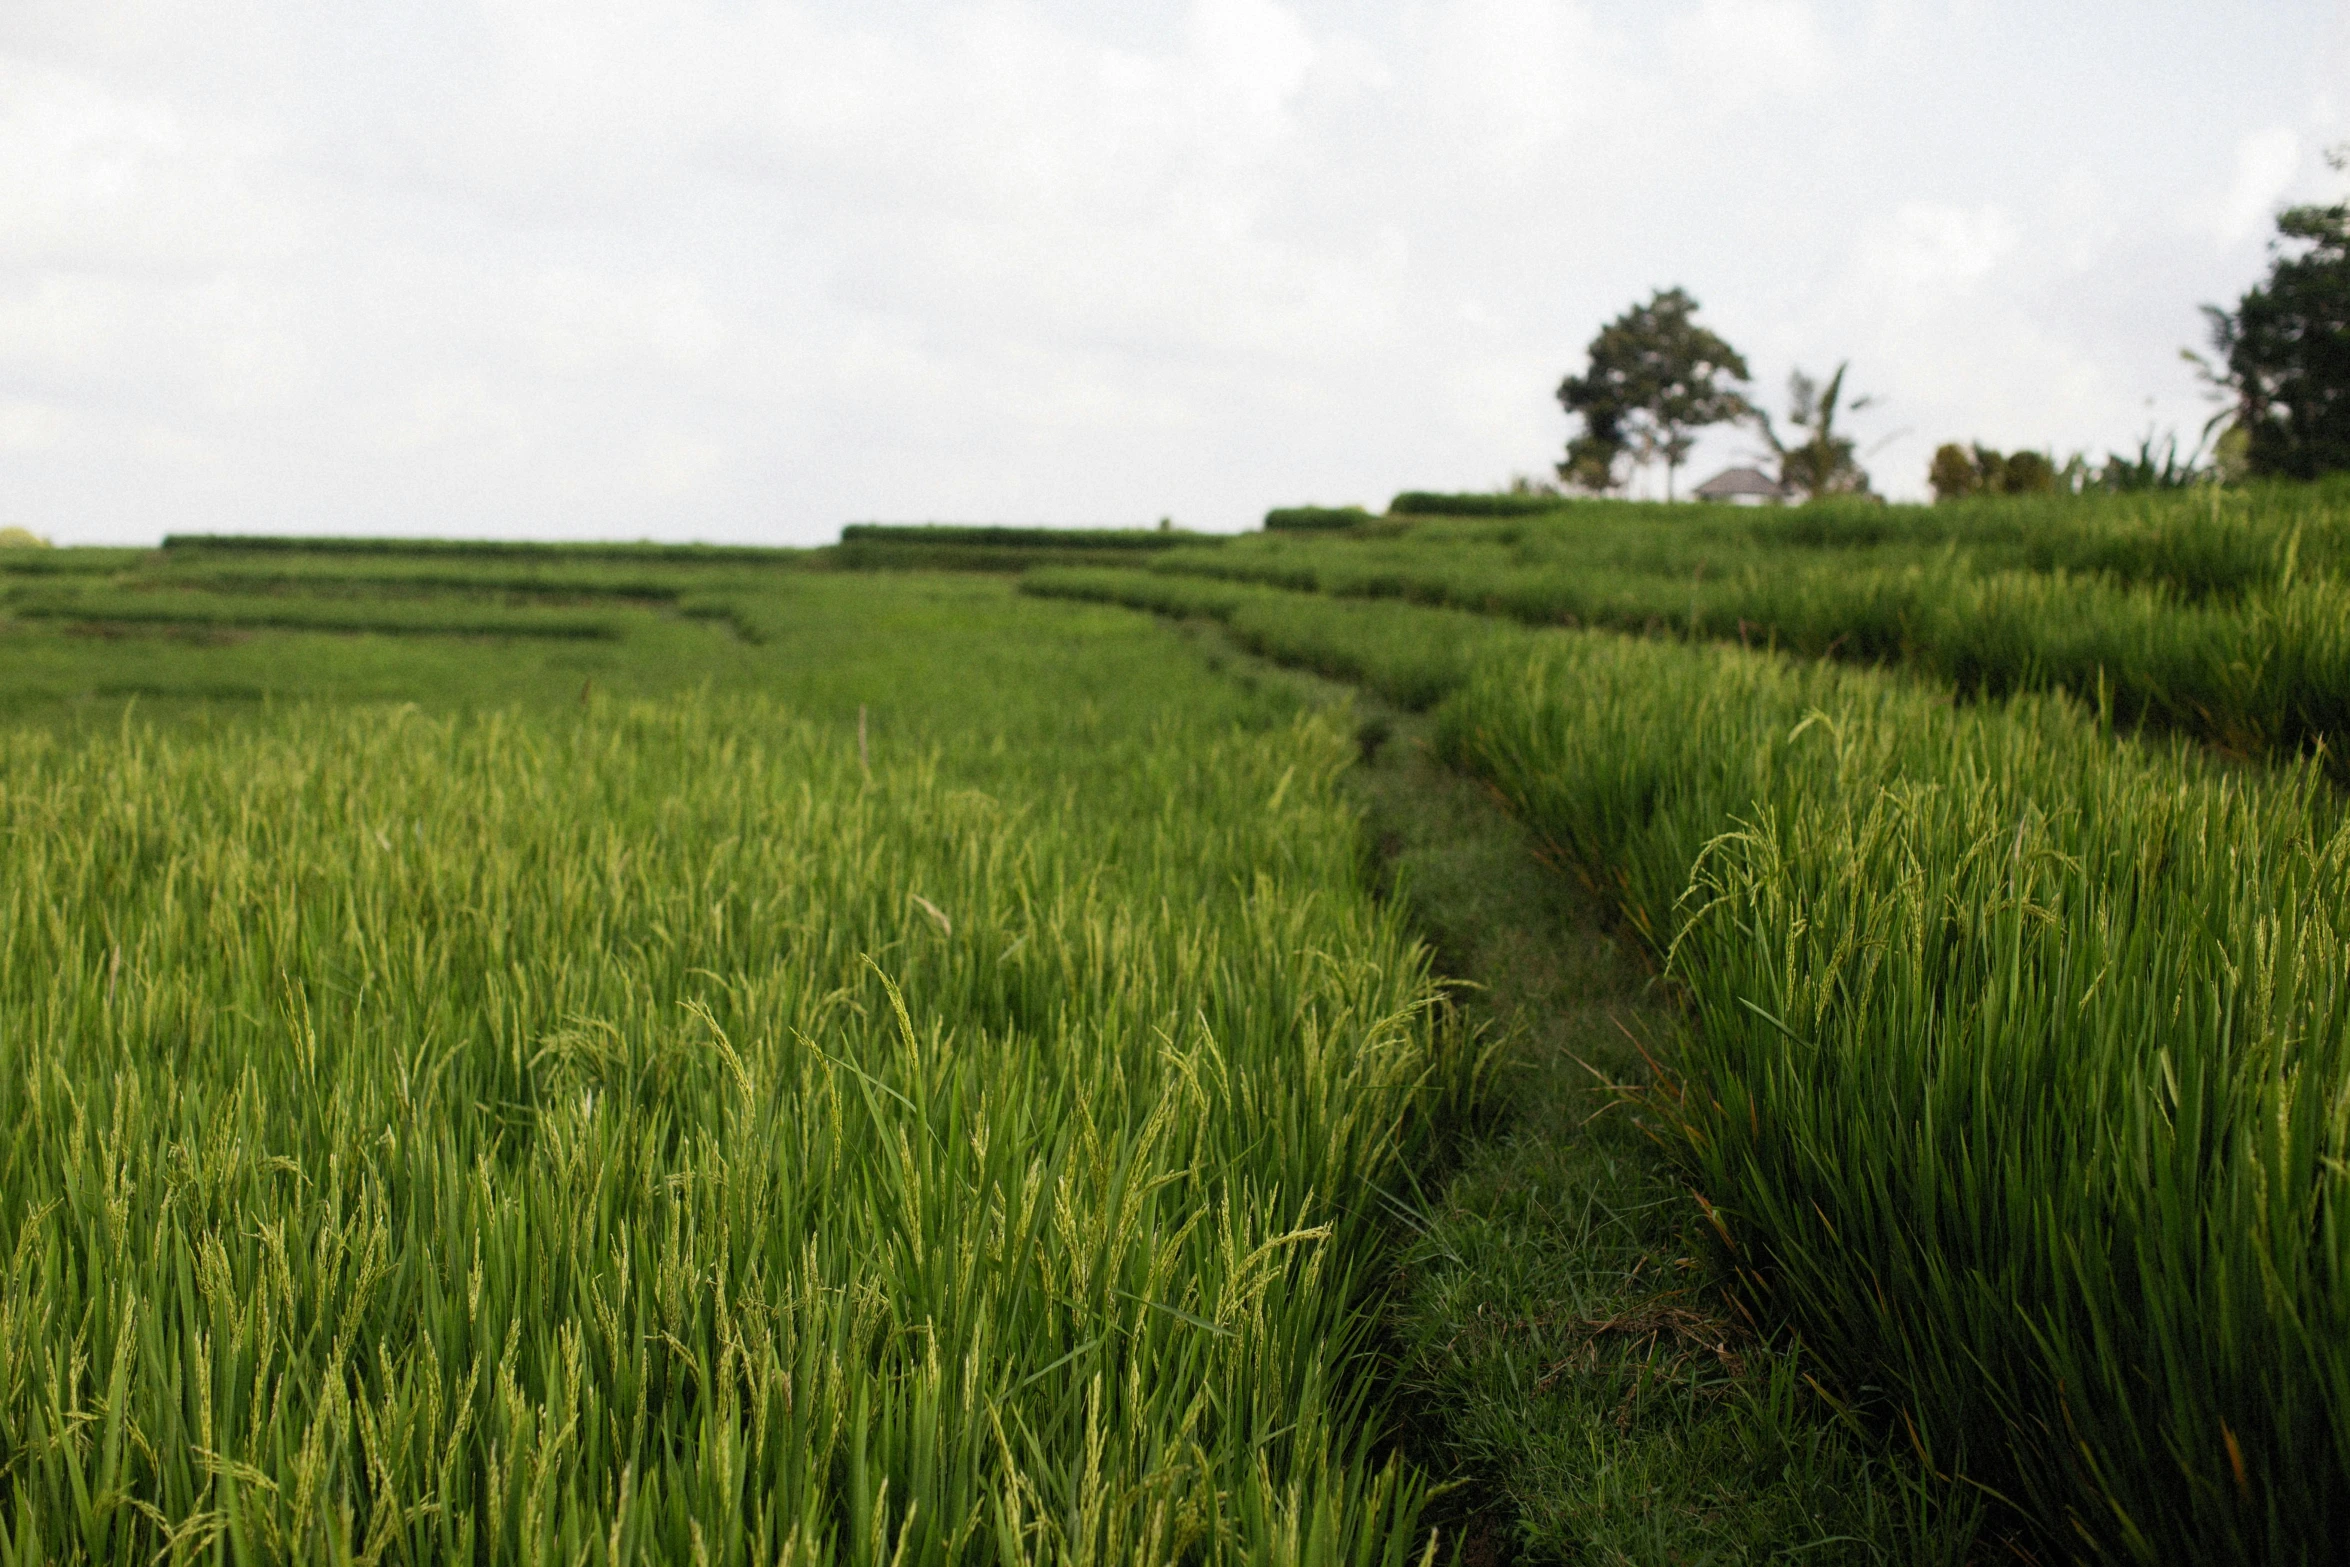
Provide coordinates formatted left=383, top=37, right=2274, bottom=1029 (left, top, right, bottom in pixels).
left=1192, top=622, right=1987, bottom=1564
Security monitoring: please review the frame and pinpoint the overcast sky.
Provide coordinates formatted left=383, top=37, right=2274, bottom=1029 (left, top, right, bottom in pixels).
left=5, top=1, right=2346, bottom=544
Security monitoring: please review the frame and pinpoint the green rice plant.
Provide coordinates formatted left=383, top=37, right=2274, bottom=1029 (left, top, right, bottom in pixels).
left=5, top=587, right=632, bottom=639
left=1434, top=630, right=2350, bottom=1562
left=0, top=681, right=1454, bottom=1562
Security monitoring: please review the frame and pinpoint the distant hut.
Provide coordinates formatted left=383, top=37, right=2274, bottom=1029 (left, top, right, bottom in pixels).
left=1690, top=467, right=1788, bottom=506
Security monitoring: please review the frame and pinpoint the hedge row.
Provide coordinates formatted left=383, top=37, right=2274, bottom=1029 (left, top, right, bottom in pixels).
left=1386, top=492, right=1577, bottom=518
left=162, top=535, right=802, bottom=565
left=836, top=524, right=1192, bottom=551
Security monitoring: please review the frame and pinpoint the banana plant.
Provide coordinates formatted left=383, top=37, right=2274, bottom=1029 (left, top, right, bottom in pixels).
left=1754, top=362, right=1875, bottom=499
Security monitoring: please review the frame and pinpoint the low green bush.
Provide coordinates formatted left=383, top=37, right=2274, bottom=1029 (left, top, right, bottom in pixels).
left=829, top=541, right=1175, bottom=573
left=1387, top=491, right=1575, bottom=518
left=1263, top=506, right=1370, bottom=532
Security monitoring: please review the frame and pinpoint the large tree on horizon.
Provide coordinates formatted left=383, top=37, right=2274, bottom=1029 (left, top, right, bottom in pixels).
left=1556, top=287, right=1752, bottom=500
left=2200, top=145, right=2350, bottom=480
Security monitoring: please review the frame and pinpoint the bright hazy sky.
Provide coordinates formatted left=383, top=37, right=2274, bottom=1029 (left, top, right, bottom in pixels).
left=5, top=1, right=2346, bottom=544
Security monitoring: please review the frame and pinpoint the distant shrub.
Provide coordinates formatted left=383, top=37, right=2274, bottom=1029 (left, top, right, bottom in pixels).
left=829, top=542, right=1181, bottom=573
left=2097, top=431, right=2210, bottom=492
left=2002, top=451, right=2056, bottom=494
left=0, top=526, right=52, bottom=548
left=1928, top=444, right=1981, bottom=502
left=1928, top=444, right=2057, bottom=502
left=1263, top=507, right=1370, bottom=532
left=1388, top=492, right=1576, bottom=518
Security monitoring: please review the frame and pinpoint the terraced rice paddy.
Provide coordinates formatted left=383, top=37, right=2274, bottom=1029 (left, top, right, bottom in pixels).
left=8, top=490, right=2350, bottom=1562
left=1128, top=482, right=2350, bottom=777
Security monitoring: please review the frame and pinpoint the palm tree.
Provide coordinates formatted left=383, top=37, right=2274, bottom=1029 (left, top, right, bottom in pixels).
left=1755, top=363, right=1875, bottom=499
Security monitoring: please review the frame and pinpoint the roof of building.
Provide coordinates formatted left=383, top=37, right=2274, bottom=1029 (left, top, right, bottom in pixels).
left=1691, top=465, right=1787, bottom=499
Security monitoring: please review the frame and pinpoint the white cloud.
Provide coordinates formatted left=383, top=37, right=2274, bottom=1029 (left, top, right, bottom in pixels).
left=1663, top=0, right=1831, bottom=102
left=1188, top=0, right=1318, bottom=117
left=526, top=269, right=722, bottom=378
left=0, top=397, right=68, bottom=451
left=0, top=58, right=279, bottom=273
left=0, top=0, right=2340, bottom=536
left=1405, top=0, right=1616, bottom=177
left=2205, top=126, right=2302, bottom=247
left=1852, top=202, right=2017, bottom=303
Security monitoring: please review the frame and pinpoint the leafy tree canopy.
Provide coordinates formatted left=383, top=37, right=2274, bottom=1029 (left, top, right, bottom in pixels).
left=1556, top=287, right=1751, bottom=499
left=2202, top=145, right=2350, bottom=480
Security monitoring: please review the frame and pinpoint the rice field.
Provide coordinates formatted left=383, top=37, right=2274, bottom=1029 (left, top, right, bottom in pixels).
left=1031, top=511, right=2350, bottom=1564
left=14, top=488, right=2350, bottom=1563
left=0, top=563, right=1462, bottom=1562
